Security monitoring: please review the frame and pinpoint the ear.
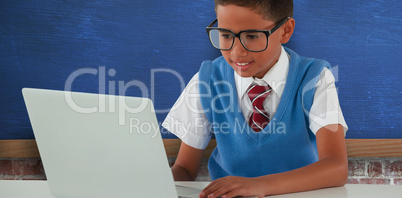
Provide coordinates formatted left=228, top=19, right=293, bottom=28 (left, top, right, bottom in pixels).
left=280, top=18, right=295, bottom=44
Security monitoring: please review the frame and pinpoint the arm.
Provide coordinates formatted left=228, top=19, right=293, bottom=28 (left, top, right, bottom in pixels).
left=200, top=124, right=348, bottom=198
left=171, top=141, right=204, bottom=181
left=261, top=124, right=348, bottom=195
left=163, top=72, right=211, bottom=181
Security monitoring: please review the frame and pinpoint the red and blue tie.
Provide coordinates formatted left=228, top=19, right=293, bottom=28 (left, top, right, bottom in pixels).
left=247, top=84, right=272, bottom=132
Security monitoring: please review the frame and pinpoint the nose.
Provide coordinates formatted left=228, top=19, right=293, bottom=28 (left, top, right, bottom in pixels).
left=231, top=37, right=248, bottom=57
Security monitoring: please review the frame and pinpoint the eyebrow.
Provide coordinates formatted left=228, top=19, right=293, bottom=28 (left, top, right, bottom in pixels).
left=207, top=17, right=290, bottom=33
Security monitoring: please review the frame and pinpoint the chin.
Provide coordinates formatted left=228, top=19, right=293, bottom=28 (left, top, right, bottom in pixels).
left=235, top=71, right=254, bottom=78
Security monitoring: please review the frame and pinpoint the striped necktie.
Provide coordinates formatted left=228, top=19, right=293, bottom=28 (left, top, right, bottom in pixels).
left=247, top=84, right=272, bottom=132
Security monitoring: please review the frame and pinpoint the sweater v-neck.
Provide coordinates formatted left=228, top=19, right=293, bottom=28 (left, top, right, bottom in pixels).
left=225, top=48, right=300, bottom=145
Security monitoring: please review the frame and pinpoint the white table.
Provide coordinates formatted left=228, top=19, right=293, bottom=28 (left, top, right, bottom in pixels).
left=1, top=180, right=402, bottom=198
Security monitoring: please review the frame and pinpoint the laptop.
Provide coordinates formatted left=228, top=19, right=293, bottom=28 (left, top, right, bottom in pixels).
left=22, top=88, right=202, bottom=198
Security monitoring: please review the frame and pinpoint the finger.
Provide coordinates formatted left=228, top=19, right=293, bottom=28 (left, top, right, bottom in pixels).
left=202, top=180, right=217, bottom=192
left=201, top=181, right=219, bottom=196
left=206, top=185, right=233, bottom=198
left=207, top=182, right=243, bottom=198
left=201, top=178, right=227, bottom=196
left=222, top=188, right=246, bottom=198
left=223, top=188, right=263, bottom=198
left=200, top=182, right=223, bottom=197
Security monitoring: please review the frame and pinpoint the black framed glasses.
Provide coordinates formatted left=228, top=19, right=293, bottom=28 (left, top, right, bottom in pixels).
left=206, top=17, right=290, bottom=52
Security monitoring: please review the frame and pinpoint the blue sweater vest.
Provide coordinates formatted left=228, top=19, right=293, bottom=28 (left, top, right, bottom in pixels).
left=198, top=47, right=331, bottom=180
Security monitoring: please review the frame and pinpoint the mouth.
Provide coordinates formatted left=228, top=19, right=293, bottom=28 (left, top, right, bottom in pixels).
left=233, top=61, right=253, bottom=71
left=236, top=62, right=250, bottom=66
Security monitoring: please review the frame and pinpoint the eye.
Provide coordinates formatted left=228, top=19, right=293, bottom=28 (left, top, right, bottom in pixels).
left=245, top=33, right=260, bottom=40
left=220, top=33, right=233, bottom=39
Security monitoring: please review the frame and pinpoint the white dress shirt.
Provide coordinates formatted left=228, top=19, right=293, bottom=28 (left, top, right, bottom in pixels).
left=162, top=46, right=348, bottom=149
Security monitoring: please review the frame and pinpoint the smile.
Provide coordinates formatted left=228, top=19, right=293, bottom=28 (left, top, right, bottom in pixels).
left=234, top=61, right=253, bottom=70
left=235, top=62, right=251, bottom=66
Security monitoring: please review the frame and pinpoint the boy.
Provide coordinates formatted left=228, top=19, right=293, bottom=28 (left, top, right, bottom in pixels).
left=162, top=0, right=348, bottom=197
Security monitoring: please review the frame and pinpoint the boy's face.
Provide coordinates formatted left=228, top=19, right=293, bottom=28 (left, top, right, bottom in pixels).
left=216, top=4, right=292, bottom=78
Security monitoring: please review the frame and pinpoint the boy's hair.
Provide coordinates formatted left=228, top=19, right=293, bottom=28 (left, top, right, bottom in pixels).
left=214, top=0, right=293, bottom=22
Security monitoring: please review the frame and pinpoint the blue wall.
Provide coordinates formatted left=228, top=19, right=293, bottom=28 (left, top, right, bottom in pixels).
left=0, top=0, right=401, bottom=139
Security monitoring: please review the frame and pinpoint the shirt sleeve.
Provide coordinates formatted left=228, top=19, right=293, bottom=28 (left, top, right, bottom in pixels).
left=309, top=67, right=348, bottom=136
left=162, top=72, right=212, bottom=150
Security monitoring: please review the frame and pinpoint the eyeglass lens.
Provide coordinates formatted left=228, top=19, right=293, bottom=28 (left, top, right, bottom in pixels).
left=209, top=29, right=268, bottom=51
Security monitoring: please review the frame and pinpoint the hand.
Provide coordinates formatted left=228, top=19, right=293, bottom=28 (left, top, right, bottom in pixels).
left=199, top=176, right=266, bottom=198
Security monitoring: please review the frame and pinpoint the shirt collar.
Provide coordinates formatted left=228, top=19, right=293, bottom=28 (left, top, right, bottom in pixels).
left=235, top=46, right=290, bottom=100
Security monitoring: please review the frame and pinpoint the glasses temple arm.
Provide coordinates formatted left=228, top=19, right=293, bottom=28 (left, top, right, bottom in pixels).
left=207, top=19, right=218, bottom=28
left=270, top=17, right=290, bottom=34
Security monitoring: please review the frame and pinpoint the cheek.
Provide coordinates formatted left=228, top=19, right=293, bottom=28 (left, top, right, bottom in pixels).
left=267, top=35, right=282, bottom=51
left=253, top=52, right=276, bottom=70
left=220, top=51, right=232, bottom=63
left=255, top=52, right=270, bottom=63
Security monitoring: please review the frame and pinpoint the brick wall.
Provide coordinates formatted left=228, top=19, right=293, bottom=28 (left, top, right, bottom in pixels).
left=0, top=158, right=45, bottom=180
left=347, top=157, right=402, bottom=185
left=2, top=157, right=402, bottom=183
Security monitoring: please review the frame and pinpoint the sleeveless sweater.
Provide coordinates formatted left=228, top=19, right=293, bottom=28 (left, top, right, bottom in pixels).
left=198, top=47, right=331, bottom=180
